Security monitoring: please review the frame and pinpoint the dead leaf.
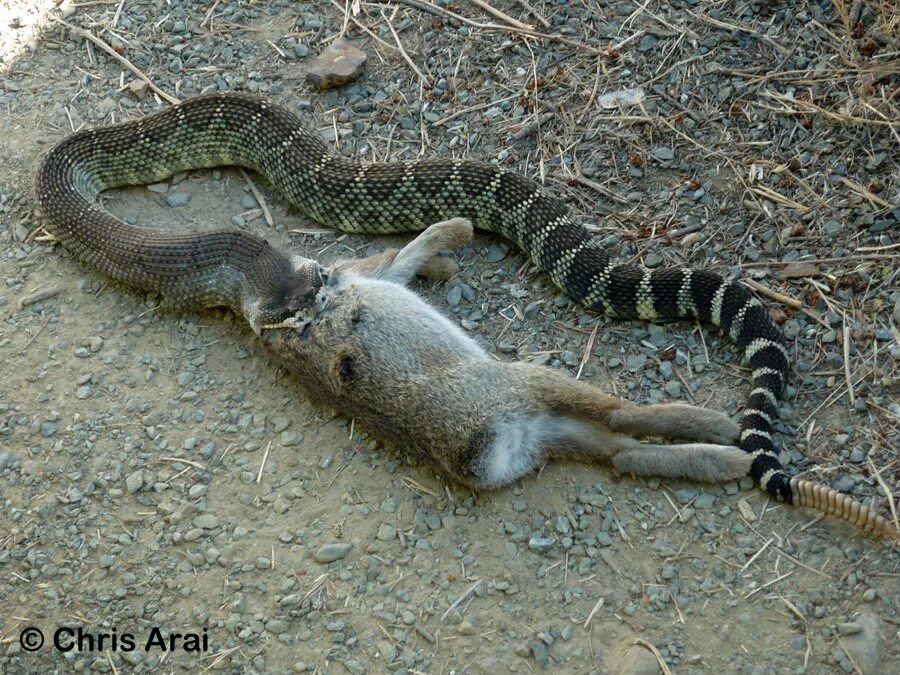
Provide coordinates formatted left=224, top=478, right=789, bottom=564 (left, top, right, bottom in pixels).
left=780, top=262, right=819, bottom=280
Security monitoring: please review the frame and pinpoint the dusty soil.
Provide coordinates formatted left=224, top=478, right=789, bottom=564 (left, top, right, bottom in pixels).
left=1, top=1, right=898, bottom=674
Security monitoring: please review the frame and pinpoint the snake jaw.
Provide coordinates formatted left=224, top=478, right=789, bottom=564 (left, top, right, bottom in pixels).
left=261, top=305, right=315, bottom=333
left=260, top=317, right=305, bottom=331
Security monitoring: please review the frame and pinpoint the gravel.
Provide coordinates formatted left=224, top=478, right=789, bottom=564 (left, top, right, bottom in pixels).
left=0, top=1, right=898, bottom=673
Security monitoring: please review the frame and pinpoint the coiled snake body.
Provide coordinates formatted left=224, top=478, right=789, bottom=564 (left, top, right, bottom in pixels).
left=35, top=93, right=896, bottom=537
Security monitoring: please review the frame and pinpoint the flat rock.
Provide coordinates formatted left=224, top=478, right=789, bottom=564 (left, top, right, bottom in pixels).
left=306, top=38, right=367, bottom=90
left=839, top=613, right=883, bottom=674
left=614, top=644, right=661, bottom=675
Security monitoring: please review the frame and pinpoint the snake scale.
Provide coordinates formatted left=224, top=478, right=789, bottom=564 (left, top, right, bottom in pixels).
left=35, top=93, right=896, bottom=538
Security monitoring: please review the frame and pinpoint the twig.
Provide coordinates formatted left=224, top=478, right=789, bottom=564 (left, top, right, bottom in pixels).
left=743, top=279, right=802, bottom=309
left=433, top=93, right=520, bottom=126
left=471, top=0, right=533, bottom=31
left=762, top=90, right=900, bottom=128
left=110, top=0, right=125, bottom=29
left=19, top=316, right=51, bottom=353
left=583, top=596, right=604, bottom=628
left=867, top=456, right=900, bottom=539
left=743, top=571, right=793, bottom=599
left=576, top=322, right=599, bottom=380
left=16, top=283, right=66, bottom=311
left=842, top=317, right=855, bottom=406
left=514, top=0, right=549, bottom=27
left=441, top=579, right=482, bottom=620
left=382, top=10, right=430, bottom=85
left=52, top=17, right=180, bottom=105
left=156, top=457, right=207, bottom=470
left=256, top=441, right=272, bottom=484
left=376, top=0, right=605, bottom=54
left=238, top=169, right=274, bottom=227
left=631, top=638, right=674, bottom=675
left=201, top=0, right=222, bottom=29
left=837, top=176, right=896, bottom=209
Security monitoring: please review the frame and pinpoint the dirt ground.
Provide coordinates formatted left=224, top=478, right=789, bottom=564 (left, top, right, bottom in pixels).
left=1, top=1, right=898, bottom=674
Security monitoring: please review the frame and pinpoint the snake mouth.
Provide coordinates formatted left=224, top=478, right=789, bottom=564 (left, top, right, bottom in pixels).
left=260, top=315, right=311, bottom=338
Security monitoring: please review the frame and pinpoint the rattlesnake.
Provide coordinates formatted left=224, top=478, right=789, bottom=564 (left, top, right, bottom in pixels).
left=34, top=93, right=897, bottom=538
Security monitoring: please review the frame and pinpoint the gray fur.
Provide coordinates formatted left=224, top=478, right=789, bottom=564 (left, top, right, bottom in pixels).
left=261, top=218, right=746, bottom=489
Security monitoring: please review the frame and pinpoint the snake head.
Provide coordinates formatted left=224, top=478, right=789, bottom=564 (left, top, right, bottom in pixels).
left=250, top=257, right=330, bottom=334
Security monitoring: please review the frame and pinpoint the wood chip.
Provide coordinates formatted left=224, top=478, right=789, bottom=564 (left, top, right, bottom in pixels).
left=737, top=498, right=756, bottom=522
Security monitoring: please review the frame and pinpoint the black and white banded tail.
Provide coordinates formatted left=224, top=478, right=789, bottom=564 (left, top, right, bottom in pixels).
left=470, top=174, right=794, bottom=502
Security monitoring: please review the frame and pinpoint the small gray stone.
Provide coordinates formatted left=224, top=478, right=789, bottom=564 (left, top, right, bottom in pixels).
left=663, top=381, right=682, bottom=398
left=653, top=146, right=674, bottom=161
left=694, top=492, right=716, bottom=509
left=838, top=623, right=863, bottom=636
left=188, top=484, right=208, bottom=498
left=166, top=192, right=191, bottom=207
left=528, top=536, right=554, bottom=553
left=638, top=34, right=659, bottom=52
left=446, top=285, right=462, bottom=307
left=626, top=354, right=647, bottom=372
left=192, top=514, right=219, bottom=530
left=266, top=619, right=290, bottom=634
left=485, top=244, right=508, bottom=263
left=125, top=470, right=143, bottom=494
left=457, top=620, right=476, bottom=636
left=281, top=430, right=303, bottom=446
left=315, top=542, right=353, bottom=563
left=823, top=219, right=842, bottom=237
left=528, top=639, right=550, bottom=667
left=376, top=523, right=397, bottom=541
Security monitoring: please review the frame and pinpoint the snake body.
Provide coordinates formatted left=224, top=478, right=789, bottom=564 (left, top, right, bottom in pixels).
left=35, top=93, right=897, bottom=538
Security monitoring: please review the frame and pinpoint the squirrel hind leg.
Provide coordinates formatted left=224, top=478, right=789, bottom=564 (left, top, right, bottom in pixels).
left=613, top=443, right=751, bottom=482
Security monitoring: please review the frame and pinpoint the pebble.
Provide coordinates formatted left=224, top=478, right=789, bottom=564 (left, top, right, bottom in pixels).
left=281, top=430, right=303, bottom=446
left=125, top=470, right=143, bottom=494
left=457, top=620, right=476, bottom=636
left=446, top=285, right=462, bottom=307
left=485, top=244, right=508, bottom=263
left=192, top=514, right=219, bottom=530
left=166, top=192, right=191, bottom=207
left=528, top=536, right=554, bottom=553
left=653, top=146, right=675, bottom=161
left=663, top=381, right=682, bottom=397
left=315, top=542, right=353, bottom=563
left=306, top=38, right=367, bottom=89
left=615, top=644, right=663, bottom=674
left=626, top=354, right=647, bottom=372
left=376, top=523, right=396, bottom=540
